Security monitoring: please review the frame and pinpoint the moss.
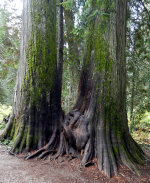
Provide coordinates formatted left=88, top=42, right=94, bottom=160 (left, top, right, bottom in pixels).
left=112, top=144, right=119, bottom=155
left=10, top=119, right=16, bottom=139
left=19, top=126, right=27, bottom=152
left=25, top=126, right=30, bottom=150
left=14, top=148, right=19, bottom=154
left=22, top=0, right=57, bottom=106
left=13, top=117, right=21, bottom=142
left=33, top=132, right=39, bottom=147
left=133, top=152, right=145, bottom=165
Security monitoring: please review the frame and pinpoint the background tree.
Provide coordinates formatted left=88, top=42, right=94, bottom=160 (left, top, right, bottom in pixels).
left=62, top=0, right=82, bottom=112
left=127, top=0, right=150, bottom=132
left=0, top=1, right=21, bottom=105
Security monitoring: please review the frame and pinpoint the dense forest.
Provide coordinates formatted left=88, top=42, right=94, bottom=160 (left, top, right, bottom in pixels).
left=0, top=0, right=150, bottom=179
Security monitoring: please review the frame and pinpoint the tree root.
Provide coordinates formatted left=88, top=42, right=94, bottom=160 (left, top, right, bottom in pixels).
left=13, top=108, right=147, bottom=178
left=25, top=109, right=92, bottom=164
left=26, top=148, right=45, bottom=160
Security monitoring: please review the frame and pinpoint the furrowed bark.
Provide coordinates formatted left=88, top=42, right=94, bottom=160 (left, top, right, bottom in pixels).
left=54, top=0, right=146, bottom=177
left=1, top=0, right=62, bottom=153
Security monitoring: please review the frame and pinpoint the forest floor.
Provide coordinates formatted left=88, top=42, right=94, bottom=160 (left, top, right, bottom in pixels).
left=0, top=143, right=150, bottom=183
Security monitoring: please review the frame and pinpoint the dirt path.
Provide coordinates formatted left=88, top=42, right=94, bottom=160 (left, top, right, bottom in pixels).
left=0, top=145, right=150, bottom=183
left=0, top=145, right=90, bottom=183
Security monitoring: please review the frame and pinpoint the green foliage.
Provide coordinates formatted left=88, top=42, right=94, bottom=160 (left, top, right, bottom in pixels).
left=0, top=138, right=14, bottom=149
left=62, top=46, right=80, bottom=112
left=0, top=122, right=6, bottom=130
left=127, top=0, right=150, bottom=128
left=0, top=1, right=21, bottom=105
left=126, top=1, right=150, bottom=145
left=62, top=0, right=82, bottom=112
left=61, top=0, right=74, bottom=10
left=0, top=103, right=12, bottom=122
left=129, top=112, right=150, bottom=145
left=0, top=103, right=13, bottom=148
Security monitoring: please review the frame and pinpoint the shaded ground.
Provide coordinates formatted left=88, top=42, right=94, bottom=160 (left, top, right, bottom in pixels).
left=0, top=145, right=150, bottom=183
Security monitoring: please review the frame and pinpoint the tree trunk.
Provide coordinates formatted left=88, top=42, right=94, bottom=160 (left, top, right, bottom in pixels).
left=129, top=52, right=135, bottom=132
left=54, top=0, right=146, bottom=177
left=57, top=0, right=64, bottom=95
left=1, top=0, right=146, bottom=178
left=1, top=0, right=62, bottom=153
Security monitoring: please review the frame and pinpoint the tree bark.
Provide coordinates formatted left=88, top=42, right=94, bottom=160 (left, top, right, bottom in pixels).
left=54, top=0, right=146, bottom=177
left=57, top=0, right=64, bottom=97
left=129, top=52, right=135, bottom=132
left=1, top=0, right=62, bottom=153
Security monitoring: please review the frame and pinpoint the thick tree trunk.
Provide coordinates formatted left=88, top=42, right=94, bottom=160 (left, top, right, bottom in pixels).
left=57, top=0, right=64, bottom=95
left=1, top=0, right=146, bottom=178
left=25, top=0, right=146, bottom=178
left=1, top=0, right=62, bottom=153
left=55, top=0, right=146, bottom=177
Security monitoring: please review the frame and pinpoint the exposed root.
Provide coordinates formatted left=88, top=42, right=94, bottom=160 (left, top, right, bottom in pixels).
left=9, top=150, right=17, bottom=156
left=26, top=148, right=45, bottom=160
left=7, top=105, right=146, bottom=179
left=38, top=150, right=53, bottom=160
left=25, top=109, right=93, bottom=165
